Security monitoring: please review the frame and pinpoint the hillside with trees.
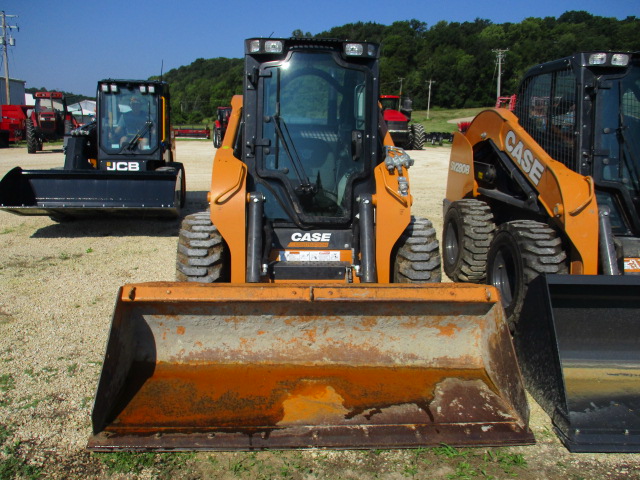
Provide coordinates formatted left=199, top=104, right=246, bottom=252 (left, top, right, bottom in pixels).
left=155, top=11, right=639, bottom=123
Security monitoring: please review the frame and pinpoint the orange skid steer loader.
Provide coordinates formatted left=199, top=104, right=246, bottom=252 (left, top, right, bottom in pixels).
left=88, top=38, right=533, bottom=451
left=443, top=52, right=640, bottom=452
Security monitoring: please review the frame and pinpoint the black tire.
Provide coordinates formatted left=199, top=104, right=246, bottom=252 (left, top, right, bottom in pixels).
left=487, top=220, right=567, bottom=331
left=26, top=119, right=37, bottom=154
left=442, top=199, right=496, bottom=282
left=392, top=216, right=441, bottom=283
left=213, top=128, right=221, bottom=148
left=176, top=212, right=229, bottom=282
left=410, top=123, right=426, bottom=150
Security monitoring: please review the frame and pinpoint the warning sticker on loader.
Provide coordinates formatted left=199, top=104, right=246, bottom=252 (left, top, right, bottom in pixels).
left=279, top=250, right=340, bottom=262
left=624, top=257, right=640, bottom=273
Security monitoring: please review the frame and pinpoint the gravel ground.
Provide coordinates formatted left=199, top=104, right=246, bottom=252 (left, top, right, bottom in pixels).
left=0, top=141, right=639, bottom=479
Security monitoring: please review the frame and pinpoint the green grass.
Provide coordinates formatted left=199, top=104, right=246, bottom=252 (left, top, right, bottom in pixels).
left=0, top=425, right=42, bottom=479
left=96, top=452, right=156, bottom=474
left=412, top=107, right=486, bottom=133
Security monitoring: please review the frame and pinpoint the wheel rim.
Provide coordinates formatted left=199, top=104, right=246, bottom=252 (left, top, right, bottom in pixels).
left=490, top=247, right=515, bottom=309
left=444, top=220, right=459, bottom=268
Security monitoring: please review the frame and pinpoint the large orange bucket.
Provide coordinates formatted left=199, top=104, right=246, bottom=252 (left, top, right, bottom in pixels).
left=88, top=282, right=533, bottom=451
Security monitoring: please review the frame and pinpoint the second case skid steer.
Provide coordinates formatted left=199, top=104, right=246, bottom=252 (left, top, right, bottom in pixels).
left=88, top=38, right=534, bottom=451
left=443, top=52, right=640, bottom=452
left=0, top=79, right=185, bottom=220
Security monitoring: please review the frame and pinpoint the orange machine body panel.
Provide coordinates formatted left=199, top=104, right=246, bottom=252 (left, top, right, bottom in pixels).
left=446, top=108, right=599, bottom=274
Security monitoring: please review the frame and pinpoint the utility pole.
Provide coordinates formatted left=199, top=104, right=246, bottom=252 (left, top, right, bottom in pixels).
left=426, top=79, right=435, bottom=120
left=1, top=11, right=19, bottom=105
left=492, top=48, right=508, bottom=100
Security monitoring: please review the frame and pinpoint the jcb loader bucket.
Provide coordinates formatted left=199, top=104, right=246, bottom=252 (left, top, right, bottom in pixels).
left=88, top=282, right=534, bottom=451
left=516, top=274, right=640, bottom=453
left=0, top=167, right=182, bottom=218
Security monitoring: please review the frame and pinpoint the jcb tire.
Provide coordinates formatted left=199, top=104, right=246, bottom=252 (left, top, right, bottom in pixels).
left=443, top=199, right=495, bottom=282
left=487, top=220, right=567, bottom=332
left=410, top=123, right=426, bottom=150
left=26, top=119, right=37, bottom=154
left=392, top=216, right=441, bottom=283
left=176, top=212, right=229, bottom=283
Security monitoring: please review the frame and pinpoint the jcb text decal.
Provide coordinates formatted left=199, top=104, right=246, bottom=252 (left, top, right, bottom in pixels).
left=504, top=130, right=545, bottom=186
left=106, top=162, right=140, bottom=171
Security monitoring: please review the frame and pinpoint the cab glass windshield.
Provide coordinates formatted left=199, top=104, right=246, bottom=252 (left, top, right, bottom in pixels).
left=260, top=51, right=369, bottom=219
left=99, top=86, right=159, bottom=154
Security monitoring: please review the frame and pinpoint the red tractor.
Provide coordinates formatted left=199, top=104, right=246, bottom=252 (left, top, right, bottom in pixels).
left=26, top=91, right=78, bottom=153
left=379, top=94, right=425, bottom=149
left=213, top=106, right=231, bottom=148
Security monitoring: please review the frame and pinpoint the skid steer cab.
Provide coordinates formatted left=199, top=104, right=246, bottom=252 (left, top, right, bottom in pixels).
left=0, top=79, right=185, bottom=220
left=88, top=38, right=534, bottom=452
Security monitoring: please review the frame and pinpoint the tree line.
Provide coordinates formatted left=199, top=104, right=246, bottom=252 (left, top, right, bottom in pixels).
left=154, top=11, right=639, bottom=124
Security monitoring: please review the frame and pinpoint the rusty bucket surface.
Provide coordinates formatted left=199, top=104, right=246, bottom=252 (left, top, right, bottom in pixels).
left=516, top=274, right=640, bottom=453
left=88, top=282, right=534, bottom=451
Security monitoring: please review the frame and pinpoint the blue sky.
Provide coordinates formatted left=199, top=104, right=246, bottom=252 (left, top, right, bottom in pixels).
left=2, top=0, right=637, bottom=97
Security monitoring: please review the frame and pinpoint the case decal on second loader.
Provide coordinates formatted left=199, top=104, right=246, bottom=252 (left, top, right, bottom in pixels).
left=504, top=130, right=545, bottom=185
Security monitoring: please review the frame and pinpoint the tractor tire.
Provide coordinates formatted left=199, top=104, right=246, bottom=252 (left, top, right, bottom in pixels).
left=410, top=123, right=426, bottom=150
left=213, top=128, right=222, bottom=148
left=392, top=216, right=441, bottom=283
left=176, top=211, right=229, bottom=282
left=442, top=199, right=496, bottom=282
left=26, top=119, right=37, bottom=154
left=487, top=220, right=567, bottom=332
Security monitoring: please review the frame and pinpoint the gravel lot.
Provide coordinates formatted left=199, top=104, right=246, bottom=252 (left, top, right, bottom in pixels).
left=0, top=141, right=639, bottom=479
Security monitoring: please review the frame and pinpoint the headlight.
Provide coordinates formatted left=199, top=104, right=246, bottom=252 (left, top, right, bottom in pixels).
left=345, top=43, right=364, bottom=56
left=344, top=42, right=377, bottom=58
left=246, top=39, right=284, bottom=54
left=612, top=54, right=629, bottom=66
left=265, top=40, right=283, bottom=53
left=588, top=53, right=607, bottom=65
left=100, top=84, right=109, bottom=93
left=248, top=39, right=261, bottom=53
